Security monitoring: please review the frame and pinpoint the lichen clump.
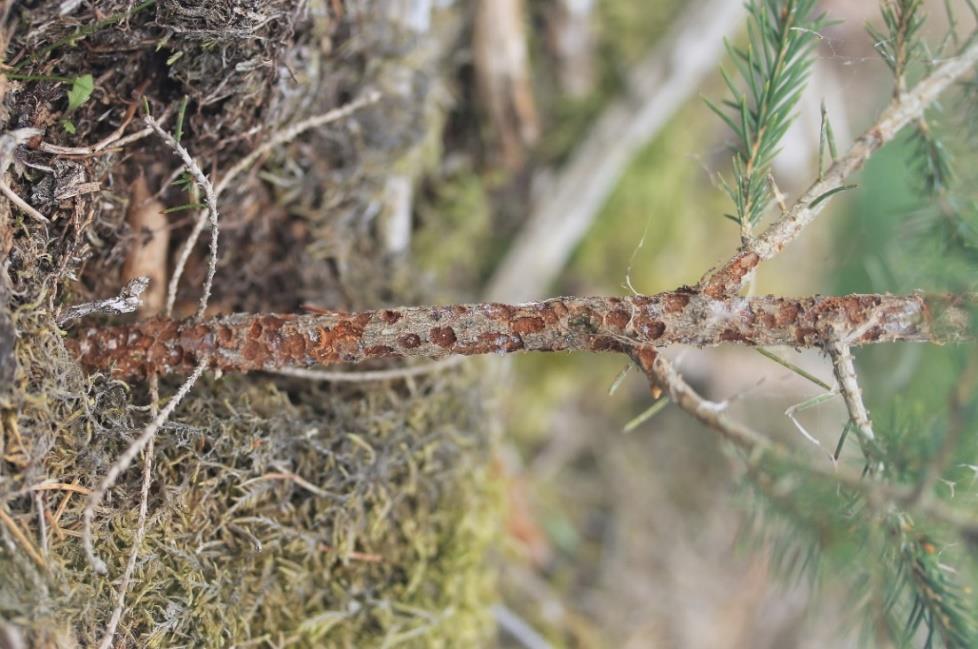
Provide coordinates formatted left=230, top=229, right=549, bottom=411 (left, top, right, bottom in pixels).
left=0, top=1, right=499, bottom=646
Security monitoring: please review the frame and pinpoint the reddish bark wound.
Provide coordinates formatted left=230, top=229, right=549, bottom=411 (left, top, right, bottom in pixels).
left=429, top=326, right=458, bottom=348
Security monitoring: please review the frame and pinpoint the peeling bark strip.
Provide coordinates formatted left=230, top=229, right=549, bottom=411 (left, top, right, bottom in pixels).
left=69, top=293, right=970, bottom=380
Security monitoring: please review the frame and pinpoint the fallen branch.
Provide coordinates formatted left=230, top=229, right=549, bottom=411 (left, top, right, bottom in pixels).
left=69, top=292, right=970, bottom=379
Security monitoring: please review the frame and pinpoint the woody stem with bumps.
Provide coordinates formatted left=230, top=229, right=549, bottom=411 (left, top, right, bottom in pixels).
left=70, top=293, right=970, bottom=379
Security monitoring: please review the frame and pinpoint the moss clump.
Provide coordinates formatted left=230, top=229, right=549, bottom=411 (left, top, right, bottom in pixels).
left=1, top=1, right=500, bottom=646
left=2, top=358, right=498, bottom=646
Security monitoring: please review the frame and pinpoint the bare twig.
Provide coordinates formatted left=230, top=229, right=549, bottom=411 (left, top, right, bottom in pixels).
left=70, top=292, right=971, bottom=379
left=0, top=505, right=45, bottom=569
left=634, top=351, right=978, bottom=533
left=34, top=492, right=47, bottom=559
left=57, top=276, right=148, bottom=325
left=828, top=341, right=883, bottom=464
left=37, top=85, right=160, bottom=157
left=0, top=183, right=48, bottom=224
left=97, top=375, right=159, bottom=649
left=83, top=358, right=207, bottom=574
left=144, top=116, right=220, bottom=318
left=25, top=482, right=91, bottom=495
left=163, top=92, right=380, bottom=318
left=700, top=37, right=978, bottom=298
left=486, top=0, right=746, bottom=302
left=0, top=128, right=48, bottom=224
left=145, top=115, right=219, bottom=319
left=240, top=471, right=333, bottom=499
left=212, top=90, right=382, bottom=198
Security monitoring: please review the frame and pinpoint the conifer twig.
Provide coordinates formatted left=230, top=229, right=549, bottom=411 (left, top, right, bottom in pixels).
left=700, top=36, right=978, bottom=298
left=69, top=292, right=970, bottom=379
left=706, top=0, right=826, bottom=238
left=828, top=341, right=882, bottom=464
left=632, top=350, right=978, bottom=534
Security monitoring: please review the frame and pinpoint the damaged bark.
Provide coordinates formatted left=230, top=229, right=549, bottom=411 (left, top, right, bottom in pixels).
left=70, top=292, right=971, bottom=379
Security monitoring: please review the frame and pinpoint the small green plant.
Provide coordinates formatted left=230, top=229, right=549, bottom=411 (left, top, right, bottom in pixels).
left=61, top=73, right=94, bottom=133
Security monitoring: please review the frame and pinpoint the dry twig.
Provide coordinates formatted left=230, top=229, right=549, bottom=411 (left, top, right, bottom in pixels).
left=213, top=90, right=381, bottom=198
left=0, top=505, right=45, bottom=569
left=145, top=115, right=219, bottom=319
left=0, top=128, right=48, bottom=224
left=83, top=358, right=208, bottom=574
left=96, top=375, right=160, bottom=649
left=57, top=276, right=149, bottom=325
left=828, top=341, right=882, bottom=464
left=37, top=83, right=156, bottom=157
left=163, top=92, right=380, bottom=318
left=634, top=350, right=978, bottom=534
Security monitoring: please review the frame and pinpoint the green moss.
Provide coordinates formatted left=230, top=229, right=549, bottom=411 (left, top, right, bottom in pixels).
left=2, top=348, right=499, bottom=646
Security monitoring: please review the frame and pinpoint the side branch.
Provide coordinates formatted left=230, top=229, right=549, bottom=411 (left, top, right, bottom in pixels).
left=70, top=293, right=970, bottom=379
left=700, top=38, right=978, bottom=298
left=635, top=351, right=978, bottom=534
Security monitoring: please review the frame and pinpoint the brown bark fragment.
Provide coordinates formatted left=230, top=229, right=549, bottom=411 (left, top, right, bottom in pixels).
left=638, top=320, right=666, bottom=340
left=511, top=316, right=546, bottom=335
left=776, top=302, right=800, bottom=326
left=282, top=334, right=307, bottom=359
left=701, top=252, right=760, bottom=298
left=720, top=329, right=746, bottom=342
left=605, top=310, right=631, bottom=330
left=380, top=310, right=403, bottom=324
left=663, top=293, right=690, bottom=314
left=429, top=326, right=458, bottom=348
